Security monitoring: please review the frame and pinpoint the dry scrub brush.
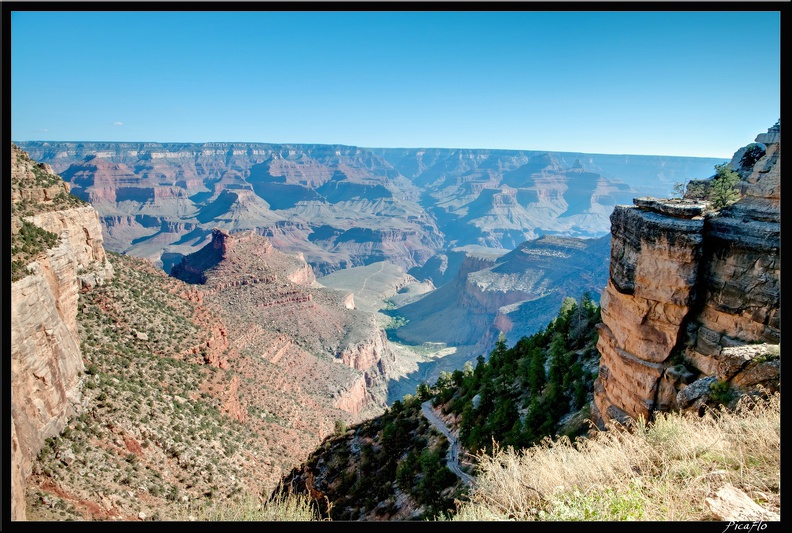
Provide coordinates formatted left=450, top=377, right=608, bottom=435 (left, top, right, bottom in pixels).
left=169, top=491, right=323, bottom=521
left=452, top=393, right=780, bottom=521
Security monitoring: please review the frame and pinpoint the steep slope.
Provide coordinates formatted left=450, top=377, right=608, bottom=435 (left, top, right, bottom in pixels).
left=12, top=148, right=398, bottom=522
left=170, top=228, right=396, bottom=418
left=10, top=144, right=115, bottom=521
left=592, top=122, right=780, bottom=426
left=17, top=233, right=397, bottom=521
left=23, top=251, right=367, bottom=521
left=277, top=295, right=604, bottom=521
left=406, top=244, right=506, bottom=288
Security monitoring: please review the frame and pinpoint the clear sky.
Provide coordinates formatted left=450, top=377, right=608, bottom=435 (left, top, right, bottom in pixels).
left=10, top=9, right=781, bottom=158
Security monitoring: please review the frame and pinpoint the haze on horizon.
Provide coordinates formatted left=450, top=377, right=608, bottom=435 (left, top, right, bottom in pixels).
left=9, top=9, right=781, bottom=159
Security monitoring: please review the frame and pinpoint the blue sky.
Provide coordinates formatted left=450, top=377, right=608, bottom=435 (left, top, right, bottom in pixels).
left=10, top=9, right=781, bottom=158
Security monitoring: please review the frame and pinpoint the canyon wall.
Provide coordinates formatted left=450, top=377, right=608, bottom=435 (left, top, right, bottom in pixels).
left=393, top=235, right=610, bottom=353
left=10, top=145, right=114, bottom=520
left=593, top=122, right=781, bottom=426
left=16, top=140, right=723, bottom=277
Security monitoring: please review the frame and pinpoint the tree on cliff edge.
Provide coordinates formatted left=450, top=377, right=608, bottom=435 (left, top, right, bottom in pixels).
left=709, top=163, right=741, bottom=209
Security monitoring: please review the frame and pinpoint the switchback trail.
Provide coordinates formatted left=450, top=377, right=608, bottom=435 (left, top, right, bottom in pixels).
left=421, top=400, right=475, bottom=486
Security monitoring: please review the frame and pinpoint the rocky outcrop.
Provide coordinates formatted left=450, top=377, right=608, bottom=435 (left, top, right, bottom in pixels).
left=705, top=483, right=781, bottom=521
left=337, top=330, right=390, bottom=375
left=331, top=376, right=370, bottom=414
left=10, top=146, right=114, bottom=521
left=171, top=228, right=393, bottom=416
left=593, top=122, right=781, bottom=426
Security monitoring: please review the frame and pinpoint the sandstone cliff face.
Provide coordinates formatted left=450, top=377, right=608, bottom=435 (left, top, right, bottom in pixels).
left=593, top=123, right=781, bottom=426
left=10, top=145, right=114, bottom=521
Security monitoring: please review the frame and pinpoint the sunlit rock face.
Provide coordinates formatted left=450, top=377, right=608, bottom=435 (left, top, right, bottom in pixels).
left=170, top=228, right=393, bottom=418
left=593, top=122, right=781, bottom=427
left=10, top=145, right=114, bottom=521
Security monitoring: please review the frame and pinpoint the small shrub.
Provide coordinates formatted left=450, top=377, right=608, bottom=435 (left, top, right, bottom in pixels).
left=740, top=143, right=765, bottom=169
left=709, top=380, right=734, bottom=406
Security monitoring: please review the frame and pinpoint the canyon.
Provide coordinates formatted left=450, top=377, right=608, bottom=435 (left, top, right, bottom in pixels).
left=8, top=123, right=778, bottom=521
left=274, top=122, right=781, bottom=521
left=169, top=227, right=396, bottom=418
left=11, top=140, right=724, bottom=400
left=10, top=144, right=399, bottom=521
left=16, top=141, right=723, bottom=277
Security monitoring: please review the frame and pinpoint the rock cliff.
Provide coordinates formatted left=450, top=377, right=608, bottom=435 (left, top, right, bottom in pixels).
left=593, top=122, right=780, bottom=426
left=10, top=144, right=114, bottom=521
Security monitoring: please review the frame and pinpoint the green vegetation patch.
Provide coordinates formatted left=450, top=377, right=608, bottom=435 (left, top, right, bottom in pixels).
left=11, top=220, right=60, bottom=281
left=428, top=294, right=602, bottom=455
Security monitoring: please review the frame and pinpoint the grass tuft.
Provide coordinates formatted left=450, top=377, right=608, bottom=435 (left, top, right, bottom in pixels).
left=170, top=492, right=322, bottom=521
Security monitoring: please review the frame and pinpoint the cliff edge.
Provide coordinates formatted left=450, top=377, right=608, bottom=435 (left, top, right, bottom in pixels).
left=593, top=122, right=780, bottom=426
left=10, top=144, right=114, bottom=520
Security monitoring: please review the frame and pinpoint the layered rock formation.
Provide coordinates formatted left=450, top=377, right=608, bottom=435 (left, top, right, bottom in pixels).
left=16, top=142, right=447, bottom=275
left=16, top=141, right=724, bottom=277
left=170, top=228, right=396, bottom=417
left=393, top=235, right=610, bottom=353
left=593, top=122, right=781, bottom=425
left=10, top=144, right=114, bottom=521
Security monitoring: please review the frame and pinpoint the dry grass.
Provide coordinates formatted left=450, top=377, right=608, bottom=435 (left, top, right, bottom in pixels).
left=168, top=492, right=323, bottom=521
left=452, top=393, right=780, bottom=521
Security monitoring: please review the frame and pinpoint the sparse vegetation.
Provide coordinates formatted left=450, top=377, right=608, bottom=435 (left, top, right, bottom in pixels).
left=282, top=294, right=604, bottom=520
left=10, top=145, right=89, bottom=282
left=283, top=292, right=778, bottom=522
left=173, top=492, right=322, bottom=521
left=740, top=143, right=765, bottom=169
left=384, top=314, right=409, bottom=331
left=280, top=392, right=464, bottom=521
left=14, top=138, right=778, bottom=522
left=25, top=252, right=280, bottom=520
left=11, top=220, right=60, bottom=281
left=672, top=179, right=707, bottom=200
left=672, top=161, right=743, bottom=208
left=672, top=180, right=687, bottom=199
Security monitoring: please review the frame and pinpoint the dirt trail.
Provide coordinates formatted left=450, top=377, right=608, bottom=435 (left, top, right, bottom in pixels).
left=358, top=262, right=385, bottom=296
left=421, top=400, right=475, bottom=486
